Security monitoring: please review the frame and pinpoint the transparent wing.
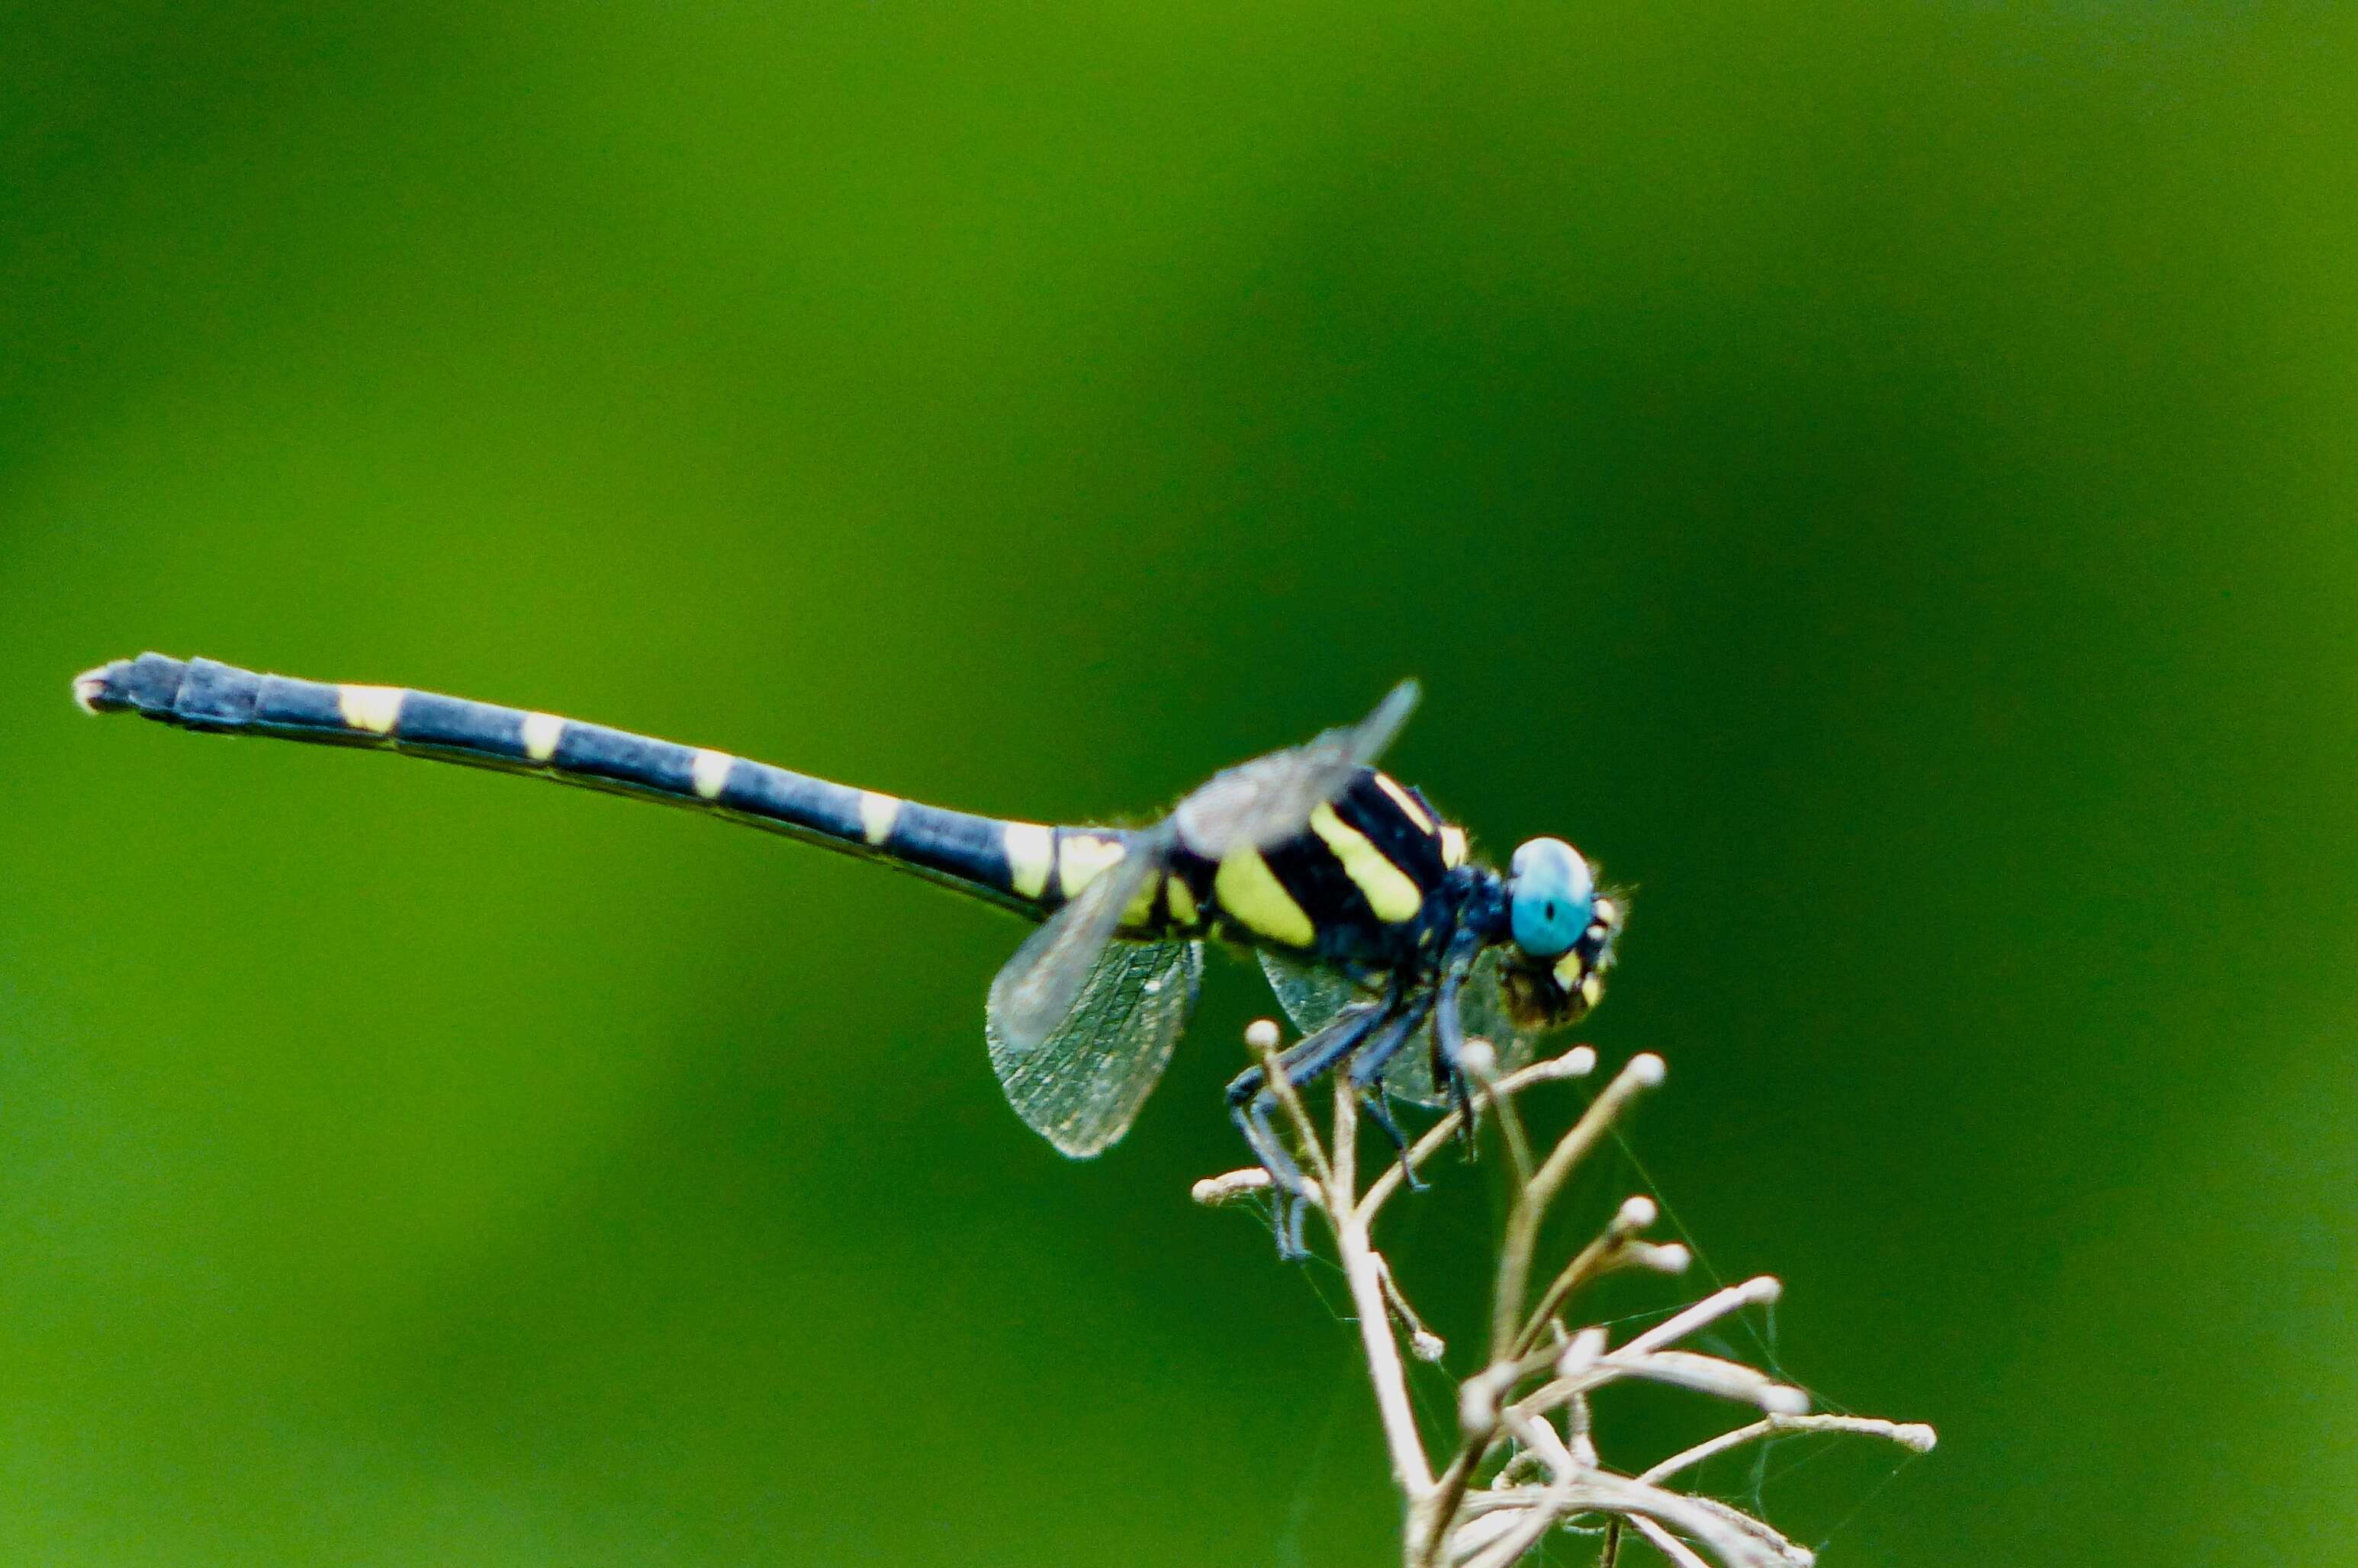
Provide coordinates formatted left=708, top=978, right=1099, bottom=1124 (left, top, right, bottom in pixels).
left=983, top=679, right=1416, bottom=1128
left=1174, top=680, right=1420, bottom=856
left=985, top=936, right=1203, bottom=1157
left=1259, top=947, right=1372, bottom=1035
left=1456, top=949, right=1531, bottom=1069
left=1259, top=946, right=1528, bottom=1109
left=1382, top=949, right=1533, bottom=1107
left=986, top=841, right=1163, bottom=1056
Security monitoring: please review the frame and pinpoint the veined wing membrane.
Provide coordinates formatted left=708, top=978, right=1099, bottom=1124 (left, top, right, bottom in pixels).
left=1389, top=948, right=1533, bottom=1107
left=1173, top=680, right=1419, bottom=856
left=991, top=680, right=1419, bottom=1065
left=1258, top=946, right=1529, bottom=1109
left=986, top=837, right=1163, bottom=1056
left=1259, top=948, right=1367, bottom=1037
left=986, top=936, right=1203, bottom=1157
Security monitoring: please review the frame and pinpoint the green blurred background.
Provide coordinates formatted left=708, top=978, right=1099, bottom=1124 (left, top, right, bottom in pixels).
left=5, top=2, right=2354, bottom=1563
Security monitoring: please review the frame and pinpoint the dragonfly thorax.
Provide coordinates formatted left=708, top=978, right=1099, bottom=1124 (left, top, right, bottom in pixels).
left=1154, top=768, right=1465, bottom=968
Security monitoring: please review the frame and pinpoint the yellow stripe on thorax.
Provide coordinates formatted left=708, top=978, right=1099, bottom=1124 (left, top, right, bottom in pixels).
left=1213, top=845, right=1317, bottom=949
left=1372, top=772, right=1435, bottom=834
left=1308, top=803, right=1425, bottom=924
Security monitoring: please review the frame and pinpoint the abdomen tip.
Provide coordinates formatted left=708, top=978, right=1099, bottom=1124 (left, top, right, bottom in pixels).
left=72, top=660, right=131, bottom=715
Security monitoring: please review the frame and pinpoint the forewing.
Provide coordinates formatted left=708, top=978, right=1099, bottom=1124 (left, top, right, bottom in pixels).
left=986, top=844, right=1160, bottom=1056
left=1174, top=680, right=1420, bottom=856
left=985, top=937, right=1203, bottom=1157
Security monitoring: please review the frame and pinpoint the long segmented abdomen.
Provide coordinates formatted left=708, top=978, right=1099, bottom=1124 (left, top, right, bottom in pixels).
left=74, top=651, right=1157, bottom=922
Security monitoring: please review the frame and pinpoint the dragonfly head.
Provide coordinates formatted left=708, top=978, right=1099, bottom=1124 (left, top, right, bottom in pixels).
left=1497, top=837, right=1623, bottom=1031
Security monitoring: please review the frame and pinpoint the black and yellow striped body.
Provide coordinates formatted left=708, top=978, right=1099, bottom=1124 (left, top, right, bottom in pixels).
left=75, top=655, right=1473, bottom=968
left=78, top=654, right=1122, bottom=918
left=1143, top=772, right=1470, bottom=966
left=77, top=651, right=1629, bottom=1209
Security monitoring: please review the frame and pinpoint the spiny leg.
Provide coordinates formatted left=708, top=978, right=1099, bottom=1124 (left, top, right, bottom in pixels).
left=1228, top=1004, right=1382, bottom=1247
left=1344, top=991, right=1436, bottom=1189
left=1430, top=935, right=1484, bottom=1140
left=1226, top=1001, right=1391, bottom=1258
left=1358, top=1093, right=1419, bottom=1182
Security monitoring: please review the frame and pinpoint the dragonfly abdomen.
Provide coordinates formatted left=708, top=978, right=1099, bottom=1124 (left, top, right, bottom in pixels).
left=74, top=652, right=1081, bottom=917
left=71, top=654, right=1457, bottom=962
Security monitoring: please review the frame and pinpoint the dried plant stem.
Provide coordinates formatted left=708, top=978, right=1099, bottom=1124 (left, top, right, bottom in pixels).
left=1196, top=1023, right=1936, bottom=1566
left=1252, top=1021, right=1432, bottom=1493
left=1489, top=1053, right=1665, bottom=1360
left=1637, top=1415, right=1939, bottom=1489
left=1353, top=1048, right=1596, bottom=1217
left=1339, top=1190, right=1435, bottom=1494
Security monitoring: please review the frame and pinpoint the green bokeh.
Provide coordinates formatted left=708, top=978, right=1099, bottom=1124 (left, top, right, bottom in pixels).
left=5, top=3, right=2354, bottom=1563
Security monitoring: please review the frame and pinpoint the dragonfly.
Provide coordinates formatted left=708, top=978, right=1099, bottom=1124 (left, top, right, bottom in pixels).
left=73, top=653, right=1623, bottom=1253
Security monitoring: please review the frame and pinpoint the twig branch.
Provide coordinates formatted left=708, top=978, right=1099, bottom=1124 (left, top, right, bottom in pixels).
left=1637, top=1414, right=1939, bottom=1489
left=1192, top=1023, right=1935, bottom=1566
left=1356, top=1048, right=1597, bottom=1219
left=1244, top=1017, right=1431, bottom=1496
left=1490, top=1052, right=1664, bottom=1361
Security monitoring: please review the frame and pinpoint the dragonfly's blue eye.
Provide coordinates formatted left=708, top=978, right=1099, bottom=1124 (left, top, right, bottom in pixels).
left=1508, top=837, right=1595, bottom=959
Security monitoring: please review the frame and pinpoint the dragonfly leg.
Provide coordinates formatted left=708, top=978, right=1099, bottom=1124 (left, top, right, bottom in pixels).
left=1358, top=1094, right=1420, bottom=1184
left=1431, top=936, right=1485, bottom=1141
left=1278, top=1187, right=1311, bottom=1258
left=1226, top=1001, right=1390, bottom=1259
left=1344, top=991, right=1436, bottom=1189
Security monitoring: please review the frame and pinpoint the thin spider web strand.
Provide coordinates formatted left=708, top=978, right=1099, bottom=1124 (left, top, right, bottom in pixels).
left=1604, top=1124, right=1792, bottom=1382
left=1803, top=1448, right=1930, bottom=1557
left=1588, top=1100, right=1917, bottom=1554
left=1272, top=1354, right=1354, bottom=1568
